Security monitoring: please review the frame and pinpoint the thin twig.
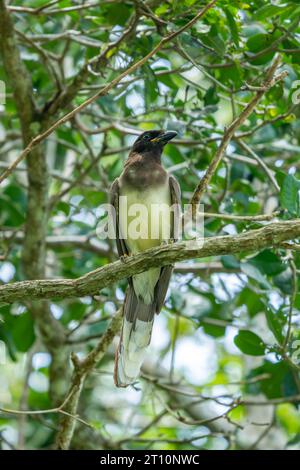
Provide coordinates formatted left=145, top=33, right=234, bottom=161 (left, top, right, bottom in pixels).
left=0, top=0, right=217, bottom=185
left=236, top=139, right=280, bottom=193
left=189, top=55, right=287, bottom=217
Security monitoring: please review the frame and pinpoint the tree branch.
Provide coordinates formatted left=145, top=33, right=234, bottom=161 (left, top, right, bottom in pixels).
left=44, top=9, right=140, bottom=116
left=55, top=308, right=123, bottom=450
left=1, top=219, right=299, bottom=304
left=0, top=0, right=34, bottom=127
left=0, top=0, right=68, bottom=404
left=236, top=139, right=280, bottom=193
left=0, top=0, right=217, bottom=184
left=189, top=54, right=287, bottom=216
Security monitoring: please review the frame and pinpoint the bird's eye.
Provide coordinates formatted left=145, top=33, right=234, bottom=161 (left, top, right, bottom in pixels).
left=143, top=134, right=150, bottom=140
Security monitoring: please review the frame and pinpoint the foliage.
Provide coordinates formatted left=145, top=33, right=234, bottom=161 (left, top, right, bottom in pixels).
left=0, top=0, right=300, bottom=451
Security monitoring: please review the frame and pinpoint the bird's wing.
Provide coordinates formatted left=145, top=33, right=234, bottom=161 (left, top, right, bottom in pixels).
left=169, top=174, right=181, bottom=241
left=110, top=178, right=129, bottom=258
left=154, top=174, right=181, bottom=313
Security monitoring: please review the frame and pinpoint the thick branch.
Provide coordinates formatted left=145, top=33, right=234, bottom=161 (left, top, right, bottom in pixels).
left=0, top=0, right=34, bottom=127
left=1, top=220, right=299, bottom=304
left=0, top=232, right=240, bottom=274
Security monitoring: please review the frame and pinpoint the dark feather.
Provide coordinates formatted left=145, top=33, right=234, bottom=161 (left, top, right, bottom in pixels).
left=169, top=174, right=182, bottom=241
left=110, top=178, right=129, bottom=258
left=154, top=265, right=173, bottom=313
left=124, top=285, right=156, bottom=323
left=152, top=174, right=182, bottom=314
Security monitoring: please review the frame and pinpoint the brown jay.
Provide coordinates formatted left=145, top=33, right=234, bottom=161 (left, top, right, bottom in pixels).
left=110, top=130, right=181, bottom=387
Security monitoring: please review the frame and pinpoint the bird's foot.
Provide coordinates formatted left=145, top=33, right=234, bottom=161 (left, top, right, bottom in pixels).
left=120, top=253, right=130, bottom=263
left=160, top=239, right=175, bottom=247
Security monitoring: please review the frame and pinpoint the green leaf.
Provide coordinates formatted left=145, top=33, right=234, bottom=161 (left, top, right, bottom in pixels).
left=57, top=201, right=70, bottom=216
left=241, top=263, right=271, bottom=289
left=247, top=33, right=268, bottom=51
left=223, top=8, right=239, bottom=47
left=184, top=0, right=197, bottom=6
left=199, top=26, right=226, bottom=57
left=104, top=4, right=131, bottom=26
left=143, top=65, right=159, bottom=108
left=11, top=312, right=35, bottom=353
left=287, top=434, right=300, bottom=446
left=265, top=308, right=285, bottom=344
left=180, top=34, right=209, bottom=59
left=155, top=4, right=169, bottom=15
left=253, top=4, right=294, bottom=21
left=248, top=361, right=298, bottom=399
left=234, top=330, right=266, bottom=356
left=157, top=73, right=177, bottom=91
left=246, top=31, right=281, bottom=65
left=197, top=293, right=229, bottom=338
left=248, top=250, right=285, bottom=276
left=221, top=255, right=240, bottom=269
left=202, top=321, right=226, bottom=338
left=280, top=174, right=300, bottom=216
left=273, top=268, right=294, bottom=295
left=0, top=324, right=17, bottom=361
left=236, top=288, right=265, bottom=318
left=87, top=320, right=109, bottom=336
left=204, top=85, right=219, bottom=106
left=0, top=194, right=26, bottom=226
left=0, top=303, right=9, bottom=310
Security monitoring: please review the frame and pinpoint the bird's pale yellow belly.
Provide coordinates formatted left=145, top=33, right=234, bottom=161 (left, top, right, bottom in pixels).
left=119, top=182, right=171, bottom=254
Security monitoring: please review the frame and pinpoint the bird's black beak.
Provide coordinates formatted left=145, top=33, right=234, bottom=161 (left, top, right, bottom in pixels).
left=151, top=130, right=177, bottom=144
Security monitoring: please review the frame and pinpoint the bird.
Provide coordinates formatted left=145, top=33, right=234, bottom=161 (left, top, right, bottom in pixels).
left=110, top=130, right=181, bottom=387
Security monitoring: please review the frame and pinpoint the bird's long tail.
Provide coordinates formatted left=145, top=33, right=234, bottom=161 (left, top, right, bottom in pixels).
left=114, top=286, right=155, bottom=387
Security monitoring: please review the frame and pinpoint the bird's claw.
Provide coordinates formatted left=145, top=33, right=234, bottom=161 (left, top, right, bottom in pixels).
left=160, top=239, right=175, bottom=247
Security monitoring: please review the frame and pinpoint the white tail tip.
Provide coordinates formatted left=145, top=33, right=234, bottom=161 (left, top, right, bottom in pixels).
left=114, top=318, right=153, bottom=387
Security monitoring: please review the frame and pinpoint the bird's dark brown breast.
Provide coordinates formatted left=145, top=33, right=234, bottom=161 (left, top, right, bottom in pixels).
left=120, top=152, right=167, bottom=190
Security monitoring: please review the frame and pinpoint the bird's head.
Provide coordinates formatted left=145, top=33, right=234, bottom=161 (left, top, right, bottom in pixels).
left=132, top=130, right=177, bottom=154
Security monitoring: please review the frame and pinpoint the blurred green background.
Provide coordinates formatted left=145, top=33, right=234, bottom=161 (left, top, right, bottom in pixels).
left=0, top=0, right=300, bottom=450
